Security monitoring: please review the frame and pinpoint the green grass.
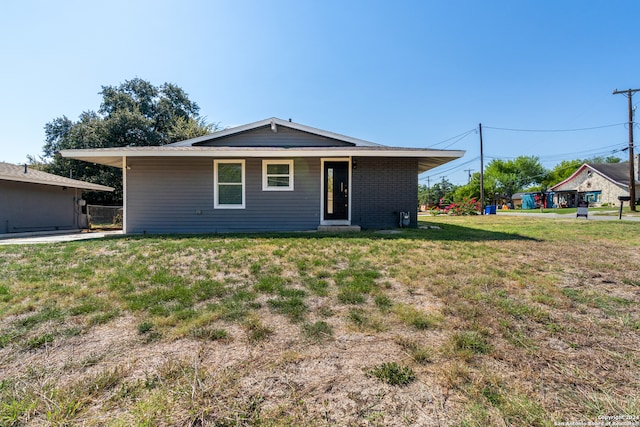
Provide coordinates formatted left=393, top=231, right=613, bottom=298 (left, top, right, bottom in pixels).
left=494, top=206, right=640, bottom=216
left=244, top=316, right=273, bottom=342
left=368, top=362, right=416, bottom=386
left=450, top=330, right=492, bottom=356
left=267, top=295, right=307, bottom=322
left=0, top=216, right=639, bottom=424
left=190, top=326, right=229, bottom=341
left=396, top=337, right=434, bottom=364
left=302, top=321, right=333, bottom=342
left=392, top=303, right=441, bottom=330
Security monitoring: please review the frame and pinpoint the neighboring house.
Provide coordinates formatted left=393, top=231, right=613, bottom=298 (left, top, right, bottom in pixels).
left=62, top=117, right=464, bottom=233
left=511, top=193, right=523, bottom=209
left=549, top=156, right=640, bottom=207
left=0, top=162, right=114, bottom=234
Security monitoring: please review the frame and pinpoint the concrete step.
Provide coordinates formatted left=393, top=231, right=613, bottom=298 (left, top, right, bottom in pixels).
left=317, top=225, right=361, bottom=232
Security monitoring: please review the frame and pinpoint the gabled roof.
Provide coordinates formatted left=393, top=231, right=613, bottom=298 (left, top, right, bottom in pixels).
left=168, top=117, right=382, bottom=147
left=0, top=162, right=114, bottom=192
left=550, top=162, right=637, bottom=190
left=61, top=117, right=465, bottom=174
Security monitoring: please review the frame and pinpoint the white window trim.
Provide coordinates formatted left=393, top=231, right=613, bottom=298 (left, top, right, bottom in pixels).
left=262, top=159, right=294, bottom=191
left=214, top=159, right=245, bottom=209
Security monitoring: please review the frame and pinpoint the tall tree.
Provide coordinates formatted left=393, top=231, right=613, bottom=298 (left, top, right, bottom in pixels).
left=432, top=179, right=457, bottom=206
left=541, top=159, right=583, bottom=189
left=484, top=156, right=545, bottom=200
left=40, top=78, right=217, bottom=204
left=452, top=156, right=545, bottom=204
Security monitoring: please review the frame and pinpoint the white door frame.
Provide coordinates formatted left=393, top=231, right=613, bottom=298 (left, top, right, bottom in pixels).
left=320, top=157, right=351, bottom=226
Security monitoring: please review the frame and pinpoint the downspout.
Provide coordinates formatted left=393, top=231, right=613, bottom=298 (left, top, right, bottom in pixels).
left=74, top=188, right=79, bottom=227
left=122, top=156, right=127, bottom=233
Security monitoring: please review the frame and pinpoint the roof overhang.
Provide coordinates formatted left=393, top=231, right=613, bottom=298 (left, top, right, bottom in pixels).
left=61, top=146, right=464, bottom=174
left=0, top=171, right=114, bottom=192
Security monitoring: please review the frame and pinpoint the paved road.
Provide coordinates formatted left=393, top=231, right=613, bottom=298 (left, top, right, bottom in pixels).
left=0, top=230, right=123, bottom=245
left=496, top=211, right=640, bottom=221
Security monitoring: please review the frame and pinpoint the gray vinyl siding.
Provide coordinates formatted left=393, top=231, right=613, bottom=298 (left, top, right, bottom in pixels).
left=351, top=157, right=418, bottom=229
left=0, top=180, right=80, bottom=233
left=125, top=157, right=321, bottom=233
left=197, top=125, right=354, bottom=147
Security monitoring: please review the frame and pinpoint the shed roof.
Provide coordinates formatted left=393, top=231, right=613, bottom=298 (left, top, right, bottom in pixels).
left=61, top=117, right=464, bottom=174
left=0, top=162, right=114, bottom=192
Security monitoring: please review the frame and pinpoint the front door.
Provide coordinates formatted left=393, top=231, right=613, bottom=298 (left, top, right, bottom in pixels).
left=324, top=161, right=349, bottom=221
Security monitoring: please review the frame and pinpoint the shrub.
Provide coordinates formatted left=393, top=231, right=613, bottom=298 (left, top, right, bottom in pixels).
left=443, top=198, right=481, bottom=216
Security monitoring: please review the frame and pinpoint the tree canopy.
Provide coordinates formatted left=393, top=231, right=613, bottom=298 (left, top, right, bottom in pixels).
left=38, top=78, right=216, bottom=204
left=446, top=154, right=622, bottom=207
left=449, top=156, right=545, bottom=204
left=419, top=178, right=456, bottom=207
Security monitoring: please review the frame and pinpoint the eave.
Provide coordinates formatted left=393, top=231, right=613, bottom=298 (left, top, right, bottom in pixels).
left=61, top=146, right=465, bottom=174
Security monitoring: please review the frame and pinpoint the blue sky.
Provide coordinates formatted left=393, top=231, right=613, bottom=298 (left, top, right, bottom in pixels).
left=1, top=0, right=639, bottom=185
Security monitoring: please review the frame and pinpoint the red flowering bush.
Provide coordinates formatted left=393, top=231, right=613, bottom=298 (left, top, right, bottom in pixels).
left=442, top=198, right=480, bottom=216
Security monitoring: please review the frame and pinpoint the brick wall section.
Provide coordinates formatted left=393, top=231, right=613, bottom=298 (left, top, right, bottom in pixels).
left=351, top=157, right=418, bottom=229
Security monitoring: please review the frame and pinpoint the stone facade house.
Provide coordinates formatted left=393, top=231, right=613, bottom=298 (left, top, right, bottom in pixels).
left=550, top=156, right=640, bottom=207
left=61, top=117, right=464, bottom=233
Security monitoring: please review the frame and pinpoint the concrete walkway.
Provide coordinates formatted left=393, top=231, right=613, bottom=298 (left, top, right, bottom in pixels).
left=0, top=230, right=123, bottom=245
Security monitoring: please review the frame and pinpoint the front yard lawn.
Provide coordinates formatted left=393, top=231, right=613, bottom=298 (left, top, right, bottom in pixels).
left=0, top=216, right=638, bottom=426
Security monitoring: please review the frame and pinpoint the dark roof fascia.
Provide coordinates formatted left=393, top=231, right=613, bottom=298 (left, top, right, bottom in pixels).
left=0, top=162, right=114, bottom=192
left=167, top=117, right=382, bottom=148
left=60, top=146, right=465, bottom=173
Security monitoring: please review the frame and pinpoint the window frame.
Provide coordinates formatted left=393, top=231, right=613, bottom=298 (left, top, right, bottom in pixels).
left=262, top=159, right=294, bottom=191
left=214, top=159, right=246, bottom=209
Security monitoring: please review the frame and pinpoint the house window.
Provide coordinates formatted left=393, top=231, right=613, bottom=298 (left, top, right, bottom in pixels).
left=214, top=160, right=245, bottom=209
left=585, top=191, right=601, bottom=204
left=262, top=160, right=294, bottom=191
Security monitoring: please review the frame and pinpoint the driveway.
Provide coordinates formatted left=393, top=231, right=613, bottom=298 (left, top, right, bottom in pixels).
left=0, top=230, right=123, bottom=245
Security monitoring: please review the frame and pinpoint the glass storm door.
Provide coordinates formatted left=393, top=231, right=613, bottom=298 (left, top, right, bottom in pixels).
left=324, top=161, right=349, bottom=221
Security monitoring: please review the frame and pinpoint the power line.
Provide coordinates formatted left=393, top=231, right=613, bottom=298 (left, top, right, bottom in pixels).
left=426, top=128, right=477, bottom=148
left=418, top=157, right=480, bottom=182
left=483, top=123, right=626, bottom=133
left=483, top=142, right=629, bottom=162
left=442, top=130, right=477, bottom=149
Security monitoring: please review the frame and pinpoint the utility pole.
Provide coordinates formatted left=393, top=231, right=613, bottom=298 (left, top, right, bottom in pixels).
left=438, top=176, right=447, bottom=206
left=426, top=176, right=431, bottom=207
left=464, top=168, right=473, bottom=184
left=479, top=123, right=485, bottom=214
left=613, top=88, right=639, bottom=211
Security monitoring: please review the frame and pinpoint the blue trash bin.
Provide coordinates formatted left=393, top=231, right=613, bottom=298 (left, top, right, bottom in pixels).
left=485, top=205, right=496, bottom=215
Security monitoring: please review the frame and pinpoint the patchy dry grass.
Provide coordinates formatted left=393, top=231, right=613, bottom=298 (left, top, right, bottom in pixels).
left=0, top=216, right=639, bottom=425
